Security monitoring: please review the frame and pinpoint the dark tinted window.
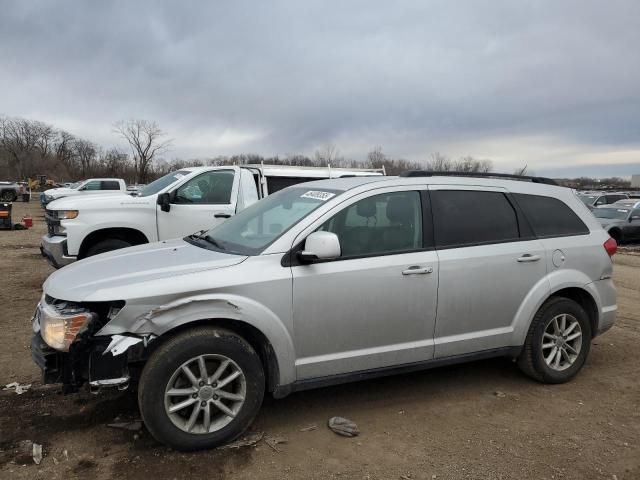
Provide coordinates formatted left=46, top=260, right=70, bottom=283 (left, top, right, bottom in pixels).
left=606, top=194, right=627, bottom=204
left=319, top=191, right=423, bottom=257
left=101, top=181, right=120, bottom=190
left=431, top=190, right=519, bottom=248
left=267, top=176, right=316, bottom=193
left=514, top=194, right=589, bottom=238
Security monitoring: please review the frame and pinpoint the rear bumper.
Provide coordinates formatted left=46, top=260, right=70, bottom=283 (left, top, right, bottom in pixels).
left=40, top=234, right=76, bottom=268
left=589, top=278, right=617, bottom=336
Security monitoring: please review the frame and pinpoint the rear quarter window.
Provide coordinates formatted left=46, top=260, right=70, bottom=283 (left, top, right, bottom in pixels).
left=513, top=193, right=589, bottom=238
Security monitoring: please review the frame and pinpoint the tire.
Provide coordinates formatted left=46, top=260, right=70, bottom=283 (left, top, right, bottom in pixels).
left=609, top=229, right=622, bottom=245
left=0, top=190, right=17, bottom=202
left=518, top=297, right=592, bottom=384
left=85, top=238, right=132, bottom=257
left=138, top=327, right=265, bottom=451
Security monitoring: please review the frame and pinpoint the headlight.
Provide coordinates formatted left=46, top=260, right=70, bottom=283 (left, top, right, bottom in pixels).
left=57, top=210, right=79, bottom=220
left=38, top=302, right=95, bottom=351
left=45, top=195, right=53, bottom=201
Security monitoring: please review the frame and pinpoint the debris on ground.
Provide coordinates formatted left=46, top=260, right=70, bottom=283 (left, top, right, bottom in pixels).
left=265, top=435, right=288, bottom=452
left=300, top=424, right=317, bottom=432
left=218, top=432, right=264, bottom=450
left=32, top=443, right=43, bottom=465
left=328, top=417, right=360, bottom=437
left=107, top=420, right=143, bottom=432
left=10, top=440, right=39, bottom=465
left=3, top=382, right=31, bottom=395
left=494, top=391, right=506, bottom=398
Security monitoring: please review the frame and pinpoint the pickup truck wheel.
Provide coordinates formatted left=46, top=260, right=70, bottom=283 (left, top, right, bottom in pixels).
left=0, top=190, right=16, bottom=202
left=85, top=238, right=132, bottom=257
left=138, top=327, right=265, bottom=451
left=518, top=297, right=591, bottom=384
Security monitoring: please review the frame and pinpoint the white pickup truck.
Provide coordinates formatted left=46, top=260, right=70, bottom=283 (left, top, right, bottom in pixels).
left=41, top=164, right=384, bottom=268
left=40, top=178, right=127, bottom=207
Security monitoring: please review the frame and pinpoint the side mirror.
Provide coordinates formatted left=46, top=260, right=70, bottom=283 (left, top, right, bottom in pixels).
left=157, top=192, right=171, bottom=212
left=298, top=231, right=341, bottom=263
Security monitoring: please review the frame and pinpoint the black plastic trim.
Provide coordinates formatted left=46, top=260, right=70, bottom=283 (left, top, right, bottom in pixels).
left=399, top=170, right=559, bottom=186
left=273, top=346, right=521, bottom=398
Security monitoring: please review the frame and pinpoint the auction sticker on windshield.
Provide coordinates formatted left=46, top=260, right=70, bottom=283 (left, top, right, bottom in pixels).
left=301, top=191, right=336, bottom=201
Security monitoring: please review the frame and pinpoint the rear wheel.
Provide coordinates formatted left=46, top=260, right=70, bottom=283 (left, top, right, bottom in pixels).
left=518, top=297, right=591, bottom=383
left=85, top=238, right=132, bottom=257
left=608, top=229, right=622, bottom=245
left=0, top=190, right=17, bottom=202
left=138, top=327, right=265, bottom=451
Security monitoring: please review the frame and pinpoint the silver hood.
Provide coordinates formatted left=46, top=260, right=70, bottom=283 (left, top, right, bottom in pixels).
left=43, top=238, right=247, bottom=302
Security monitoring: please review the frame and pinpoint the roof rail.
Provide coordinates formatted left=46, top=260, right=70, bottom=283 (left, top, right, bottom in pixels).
left=399, top=170, right=559, bottom=186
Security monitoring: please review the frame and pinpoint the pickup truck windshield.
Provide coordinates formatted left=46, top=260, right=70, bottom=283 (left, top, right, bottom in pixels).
left=139, top=171, right=191, bottom=197
left=593, top=208, right=630, bottom=220
left=192, top=187, right=342, bottom=255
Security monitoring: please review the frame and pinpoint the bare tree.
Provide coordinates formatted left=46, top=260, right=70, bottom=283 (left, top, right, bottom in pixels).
left=114, top=119, right=172, bottom=183
left=72, top=139, right=98, bottom=177
left=313, top=144, right=341, bottom=165
left=426, top=152, right=453, bottom=171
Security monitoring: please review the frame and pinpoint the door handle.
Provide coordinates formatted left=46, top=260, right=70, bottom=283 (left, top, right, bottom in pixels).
left=517, top=254, right=541, bottom=263
left=214, top=213, right=231, bottom=219
left=402, top=266, right=433, bottom=275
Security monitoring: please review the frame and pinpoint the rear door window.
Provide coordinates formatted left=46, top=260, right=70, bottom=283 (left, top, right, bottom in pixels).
left=101, top=181, right=120, bottom=190
left=513, top=193, right=589, bottom=238
left=431, top=190, right=519, bottom=248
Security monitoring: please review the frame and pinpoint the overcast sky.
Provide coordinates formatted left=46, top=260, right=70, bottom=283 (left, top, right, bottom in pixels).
left=1, top=1, right=639, bottom=177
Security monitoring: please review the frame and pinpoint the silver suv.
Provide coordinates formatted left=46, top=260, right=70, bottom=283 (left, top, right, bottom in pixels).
left=32, top=172, right=617, bottom=451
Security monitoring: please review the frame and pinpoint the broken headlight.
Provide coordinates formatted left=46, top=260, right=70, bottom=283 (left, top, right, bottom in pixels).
left=37, top=301, right=96, bottom=352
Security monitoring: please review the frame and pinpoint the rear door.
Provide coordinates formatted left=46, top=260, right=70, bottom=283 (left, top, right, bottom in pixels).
left=156, top=168, right=239, bottom=239
left=628, top=209, right=640, bottom=240
left=430, top=186, right=548, bottom=358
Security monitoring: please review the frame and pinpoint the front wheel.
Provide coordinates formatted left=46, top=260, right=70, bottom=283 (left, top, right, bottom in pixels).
left=85, top=238, right=132, bottom=257
left=518, top=297, right=592, bottom=383
left=138, top=327, right=265, bottom=451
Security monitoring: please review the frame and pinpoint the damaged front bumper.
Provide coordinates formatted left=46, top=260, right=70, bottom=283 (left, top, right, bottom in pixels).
left=31, top=331, right=131, bottom=393
left=31, top=300, right=147, bottom=394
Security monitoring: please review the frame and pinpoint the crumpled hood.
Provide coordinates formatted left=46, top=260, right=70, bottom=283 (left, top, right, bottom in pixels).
left=44, top=238, right=247, bottom=302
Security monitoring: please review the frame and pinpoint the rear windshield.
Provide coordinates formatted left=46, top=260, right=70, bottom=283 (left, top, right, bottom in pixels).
left=578, top=195, right=596, bottom=206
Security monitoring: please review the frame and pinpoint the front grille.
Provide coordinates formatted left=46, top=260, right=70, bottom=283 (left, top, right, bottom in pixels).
left=44, top=211, right=60, bottom=236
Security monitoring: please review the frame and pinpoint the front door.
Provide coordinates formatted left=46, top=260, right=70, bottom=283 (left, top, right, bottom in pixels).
left=291, top=188, right=439, bottom=380
left=157, top=169, right=239, bottom=240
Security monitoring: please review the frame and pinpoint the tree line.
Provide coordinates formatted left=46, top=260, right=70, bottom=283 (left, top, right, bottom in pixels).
left=18, top=113, right=636, bottom=188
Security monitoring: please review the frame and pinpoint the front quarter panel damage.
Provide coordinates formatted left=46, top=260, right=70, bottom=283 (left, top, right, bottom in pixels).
left=97, top=294, right=297, bottom=386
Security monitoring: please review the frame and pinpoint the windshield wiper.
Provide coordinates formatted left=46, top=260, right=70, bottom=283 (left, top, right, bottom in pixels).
left=186, top=230, right=226, bottom=250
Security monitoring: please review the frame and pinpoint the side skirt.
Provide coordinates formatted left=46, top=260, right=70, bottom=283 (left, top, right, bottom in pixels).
left=272, top=346, right=521, bottom=399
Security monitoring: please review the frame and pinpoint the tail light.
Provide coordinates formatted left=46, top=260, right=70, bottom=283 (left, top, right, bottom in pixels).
left=604, top=237, right=617, bottom=257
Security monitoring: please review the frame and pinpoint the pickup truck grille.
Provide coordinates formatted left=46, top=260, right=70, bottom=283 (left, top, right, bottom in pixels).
left=44, top=210, right=59, bottom=236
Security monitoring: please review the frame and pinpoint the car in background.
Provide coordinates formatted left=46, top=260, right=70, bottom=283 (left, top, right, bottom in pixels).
left=593, top=203, right=640, bottom=244
left=40, top=178, right=127, bottom=207
left=578, top=192, right=629, bottom=210
left=0, top=181, right=20, bottom=201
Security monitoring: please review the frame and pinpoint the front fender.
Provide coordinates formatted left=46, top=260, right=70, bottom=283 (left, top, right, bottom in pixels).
left=98, top=293, right=297, bottom=386
left=511, top=268, right=596, bottom=345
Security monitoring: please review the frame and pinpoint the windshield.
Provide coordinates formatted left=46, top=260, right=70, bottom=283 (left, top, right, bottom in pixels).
left=578, top=195, right=597, bottom=206
left=593, top=208, right=630, bottom=220
left=189, top=187, right=342, bottom=255
left=139, top=170, right=191, bottom=197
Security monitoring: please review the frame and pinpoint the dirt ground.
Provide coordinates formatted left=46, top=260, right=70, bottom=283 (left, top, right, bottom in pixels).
left=1, top=200, right=639, bottom=480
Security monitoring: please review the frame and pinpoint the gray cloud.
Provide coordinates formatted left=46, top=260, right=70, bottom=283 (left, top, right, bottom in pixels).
left=1, top=0, right=639, bottom=175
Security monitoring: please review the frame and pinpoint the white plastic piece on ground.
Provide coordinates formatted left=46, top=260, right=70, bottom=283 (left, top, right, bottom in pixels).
left=32, top=443, right=43, bottom=465
left=3, top=382, right=32, bottom=395
left=104, top=335, right=144, bottom=356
